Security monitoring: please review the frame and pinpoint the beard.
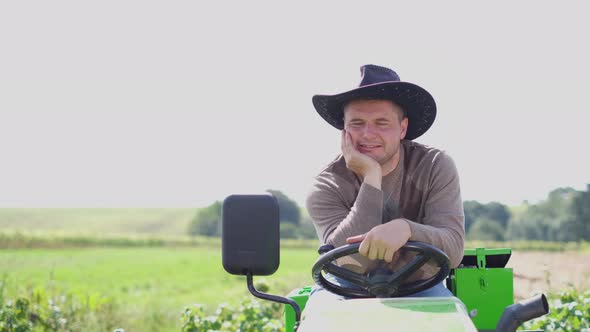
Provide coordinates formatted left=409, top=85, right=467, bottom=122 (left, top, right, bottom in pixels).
left=372, top=145, right=400, bottom=173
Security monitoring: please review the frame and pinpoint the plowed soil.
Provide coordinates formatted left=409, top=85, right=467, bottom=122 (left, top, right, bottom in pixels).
left=508, top=251, right=590, bottom=299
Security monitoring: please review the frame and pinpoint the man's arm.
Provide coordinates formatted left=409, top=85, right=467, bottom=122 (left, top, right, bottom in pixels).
left=323, top=150, right=464, bottom=268
left=404, top=152, right=465, bottom=268
left=306, top=129, right=387, bottom=247
left=306, top=174, right=383, bottom=247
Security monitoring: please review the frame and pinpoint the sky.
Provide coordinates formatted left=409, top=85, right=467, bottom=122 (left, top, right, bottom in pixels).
left=1, top=1, right=589, bottom=208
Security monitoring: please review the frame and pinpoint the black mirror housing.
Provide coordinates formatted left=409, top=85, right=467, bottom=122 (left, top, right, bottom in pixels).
left=222, top=194, right=280, bottom=276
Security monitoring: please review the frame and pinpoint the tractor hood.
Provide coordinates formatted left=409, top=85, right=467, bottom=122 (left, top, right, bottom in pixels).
left=298, top=297, right=477, bottom=332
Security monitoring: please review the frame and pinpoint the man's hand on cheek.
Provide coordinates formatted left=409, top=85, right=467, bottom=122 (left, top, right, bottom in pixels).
left=341, top=130, right=382, bottom=188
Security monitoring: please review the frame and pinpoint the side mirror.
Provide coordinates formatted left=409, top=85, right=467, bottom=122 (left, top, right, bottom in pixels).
left=221, top=193, right=301, bottom=328
left=222, top=194, right=280, bottom=276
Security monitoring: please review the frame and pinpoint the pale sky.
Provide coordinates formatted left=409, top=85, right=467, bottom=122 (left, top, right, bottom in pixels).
left=1, top=1, right=589, bottom=208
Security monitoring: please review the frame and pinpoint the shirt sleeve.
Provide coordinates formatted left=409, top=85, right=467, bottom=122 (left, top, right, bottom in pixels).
left=306, top=176, right=383, bottom=247
left=404, top=151, right=465, bottom=268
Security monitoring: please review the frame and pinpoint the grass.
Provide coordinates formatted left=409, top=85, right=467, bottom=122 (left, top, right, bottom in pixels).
left=2, top=230, right=588, bottom=252
left=2, top=208, right=588, bottom=252
left=0, top=208, right=197, bottom=236
left=0, top=231, right=320, bottom=250
left=0, top=246, right=318, bottom=331
left=465, top=240, right=590, bottom=252
left=2, top=208, right=588, bottom=330
left=2, top=236, right=589, bottom=331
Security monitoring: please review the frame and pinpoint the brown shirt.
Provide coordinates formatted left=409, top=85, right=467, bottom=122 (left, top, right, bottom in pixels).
left=305, top=140, right=465, bottom=269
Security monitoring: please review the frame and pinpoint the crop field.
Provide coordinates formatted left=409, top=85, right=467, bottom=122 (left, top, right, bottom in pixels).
left=1, top=209, right=589, bottom=331
left=0, top=208, right=197, bottom=236
left=3, top=243, right=590, bottom=331
left=0, top=246, right=317, bottom=331
left=508, top=251, right=590, bottom=299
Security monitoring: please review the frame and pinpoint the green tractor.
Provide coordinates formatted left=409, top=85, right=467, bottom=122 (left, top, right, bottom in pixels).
left=222, top=194, right=549, bottom=332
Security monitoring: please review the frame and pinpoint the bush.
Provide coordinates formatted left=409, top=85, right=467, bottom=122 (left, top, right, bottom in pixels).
left=467, top=217, right=505, bottom=241
left=266, top=190, right=301, bottom=225
left=524, top=288, right=590, bottom=331
left=0, top=280, right=124, bottom=332
left=181, top=298, right=283, bottom=332
left=297, top=217, right=318, bottom=240
left=280, top=223, right=299, bottom=239
left=0, top=298, right=33, bottom=332
left=187, top=202, right=222, bottom=237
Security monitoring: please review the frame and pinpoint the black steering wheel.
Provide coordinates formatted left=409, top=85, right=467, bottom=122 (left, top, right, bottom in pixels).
left=312, top=241, right=451, bottom=298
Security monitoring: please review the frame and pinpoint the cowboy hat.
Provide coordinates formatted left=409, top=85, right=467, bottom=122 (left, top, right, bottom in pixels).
left=312, top=64, right=437, bottom=140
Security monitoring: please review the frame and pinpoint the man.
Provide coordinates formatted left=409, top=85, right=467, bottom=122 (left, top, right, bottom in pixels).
left=306, top=64, right=464, bottom=297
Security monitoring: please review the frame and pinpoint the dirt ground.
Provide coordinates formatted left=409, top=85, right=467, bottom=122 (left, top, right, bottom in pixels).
left=507, top=251, right=590, bottom=299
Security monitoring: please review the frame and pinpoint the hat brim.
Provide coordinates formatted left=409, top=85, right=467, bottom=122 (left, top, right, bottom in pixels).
left=312, top=81, right=436, bottom=140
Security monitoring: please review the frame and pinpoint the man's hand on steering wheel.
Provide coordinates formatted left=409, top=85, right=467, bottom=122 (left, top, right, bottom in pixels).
left=346, top=219, right=412, bottom=262
left=312, top=240, right=451, bottom=298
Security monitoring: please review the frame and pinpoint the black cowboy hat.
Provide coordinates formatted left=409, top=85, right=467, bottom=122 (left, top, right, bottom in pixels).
left=312, top=64, right=437, bottom=140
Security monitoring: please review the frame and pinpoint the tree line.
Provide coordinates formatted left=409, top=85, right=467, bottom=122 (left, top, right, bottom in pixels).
left=466, top=185, right=590, bottom=241
left=187, top=190, right=317, bottom=240
left=188, top=185, right=590, bottom=242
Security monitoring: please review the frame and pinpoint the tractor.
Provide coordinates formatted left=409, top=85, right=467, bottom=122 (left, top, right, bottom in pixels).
left=222, top=194, right=549, bottom=331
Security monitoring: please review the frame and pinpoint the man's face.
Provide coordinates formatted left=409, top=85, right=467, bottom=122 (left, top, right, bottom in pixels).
left=343, top=99, right=408, bottom=167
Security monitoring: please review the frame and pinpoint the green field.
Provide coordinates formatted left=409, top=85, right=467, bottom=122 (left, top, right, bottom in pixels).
left=0, top=209, right=314, bottom=330
left=2, top=209, right=589, bottom=331
left=1, top=246, right=317, bottom=331
left=0, top=208, right=197, bottom=236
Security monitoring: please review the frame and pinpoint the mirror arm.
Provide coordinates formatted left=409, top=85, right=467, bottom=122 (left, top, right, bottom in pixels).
left=246, top=272, right=301, bottom=330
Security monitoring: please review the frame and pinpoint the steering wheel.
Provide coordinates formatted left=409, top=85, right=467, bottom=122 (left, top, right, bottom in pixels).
left=312, top=241, right=451, bottom=298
